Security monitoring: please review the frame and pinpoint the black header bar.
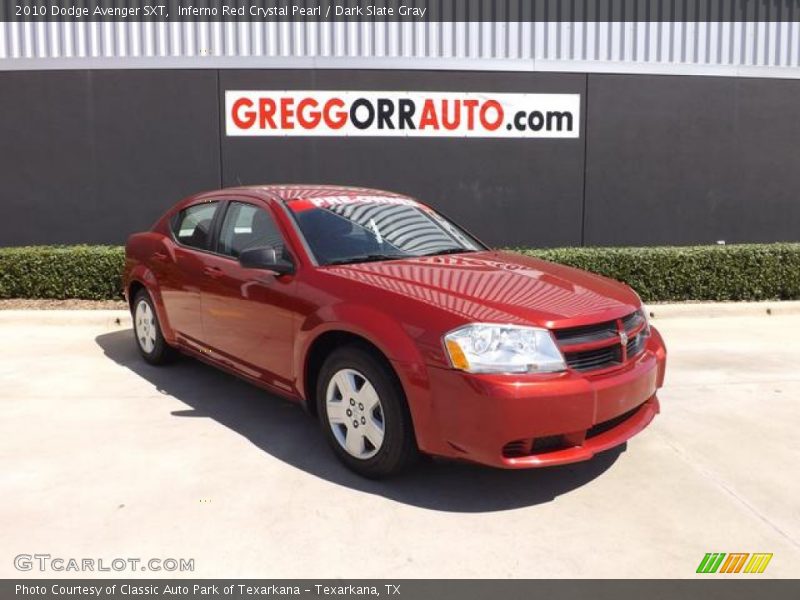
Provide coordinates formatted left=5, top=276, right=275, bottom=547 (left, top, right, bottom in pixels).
left=5, top=1, right=800, bottom=23
left=4, top=580, right=800, bottom=600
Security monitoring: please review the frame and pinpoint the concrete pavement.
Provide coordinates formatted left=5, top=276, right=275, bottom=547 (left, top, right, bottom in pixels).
left=0, top=309, right=798, bottom=578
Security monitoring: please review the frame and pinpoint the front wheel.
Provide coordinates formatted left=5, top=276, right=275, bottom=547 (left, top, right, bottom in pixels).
left=132, top=289, right=178, bottom=365
left=317, top=345, right=419, bottom=478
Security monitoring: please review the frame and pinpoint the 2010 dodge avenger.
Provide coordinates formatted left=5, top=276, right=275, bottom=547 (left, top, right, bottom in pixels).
left=124, top=185, right=666, bottom=478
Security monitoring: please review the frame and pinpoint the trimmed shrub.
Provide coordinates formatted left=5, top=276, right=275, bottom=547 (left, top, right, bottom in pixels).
left=510, top=244, right=800, bottom=302
left=0, top=243, right=798, bottom=302
left=0, top=245, right=125, bottom=300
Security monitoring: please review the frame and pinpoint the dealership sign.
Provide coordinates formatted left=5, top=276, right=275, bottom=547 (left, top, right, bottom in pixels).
left=225, top=91, right=579, bottom=138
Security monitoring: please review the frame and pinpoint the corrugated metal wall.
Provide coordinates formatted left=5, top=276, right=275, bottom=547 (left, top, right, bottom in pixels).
left=1, top=21, right=799, bottom=77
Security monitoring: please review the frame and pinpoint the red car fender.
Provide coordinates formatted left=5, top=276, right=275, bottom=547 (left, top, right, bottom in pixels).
left=294, top=303, right=438, bottom=448
left=125, top=262, right=177, bottom=346
left=648, top=326, right=668, bottom=387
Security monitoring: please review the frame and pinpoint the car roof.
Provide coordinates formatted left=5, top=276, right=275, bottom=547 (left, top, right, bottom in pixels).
left=220, top=184, right=412, bottom=203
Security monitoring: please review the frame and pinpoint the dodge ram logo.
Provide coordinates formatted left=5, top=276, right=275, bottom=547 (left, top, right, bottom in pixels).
left=619, top=331, right=629, bottom=346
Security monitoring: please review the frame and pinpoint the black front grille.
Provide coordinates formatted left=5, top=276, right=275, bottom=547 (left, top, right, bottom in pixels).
left=554, top=310, right=649, bottom=373
left=587, top=405, right=641, bottom=438
left=531, top=435, right=567, bottom=453
left=502, top=439, right=531, bottom=458
left=502, top=435, right=569, bottom=458
left=563, top=344, right=623, bottom=372
left=553, top=321, right=618, bottom=345
left=626, top=331, right=648, bottom=358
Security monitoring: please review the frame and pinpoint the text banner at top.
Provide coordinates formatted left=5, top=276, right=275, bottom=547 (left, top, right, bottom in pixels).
left=5, top=0, right=800, bottom=23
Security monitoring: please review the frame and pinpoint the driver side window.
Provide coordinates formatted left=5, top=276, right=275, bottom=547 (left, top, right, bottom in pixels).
left=217, top=202, right=286, bottom=259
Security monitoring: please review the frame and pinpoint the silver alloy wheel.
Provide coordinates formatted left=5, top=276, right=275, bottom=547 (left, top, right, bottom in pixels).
left=134, top=299, right=157, bottom=354
left=325, top=368, right=385, bottom=460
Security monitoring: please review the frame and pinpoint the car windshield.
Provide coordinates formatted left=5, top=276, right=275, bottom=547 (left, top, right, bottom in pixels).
left=286, top=195, right=484, bottom=266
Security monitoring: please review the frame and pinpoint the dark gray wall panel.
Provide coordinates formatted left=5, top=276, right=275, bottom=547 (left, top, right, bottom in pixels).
left=584, top=74, right=800, bottom=246
left=219, top=70, right=587, bottom=248
left=0, top=70, right=220, bottom=246
left=2, top=69, right=798, bottom=249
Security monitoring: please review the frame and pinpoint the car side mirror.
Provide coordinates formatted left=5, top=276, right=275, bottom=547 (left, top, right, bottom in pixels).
left=238, top=246, right=295, bottom=275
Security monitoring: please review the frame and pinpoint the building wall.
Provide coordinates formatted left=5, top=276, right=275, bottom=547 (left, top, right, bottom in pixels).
left=2, top=6, right=799, bottom=247
left=2, top=67, right=799, bottom=248
left=584, top=73, right=800, bottom=246
left=2, top=21, right=800, bottom=79
left=0, top=69, right=220, bottom=246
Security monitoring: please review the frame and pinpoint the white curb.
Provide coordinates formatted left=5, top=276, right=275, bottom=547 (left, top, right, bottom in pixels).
left=647, top=300, right=800, bottom=319
left=0, top=309, right=132, bottom=328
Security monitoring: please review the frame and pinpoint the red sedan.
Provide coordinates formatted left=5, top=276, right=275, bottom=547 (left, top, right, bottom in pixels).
left=124, top=185, right=666, bottom=478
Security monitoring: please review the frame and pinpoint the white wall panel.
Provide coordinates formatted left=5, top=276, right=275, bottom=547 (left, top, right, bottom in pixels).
left=1, top=20, right=799, bottom=78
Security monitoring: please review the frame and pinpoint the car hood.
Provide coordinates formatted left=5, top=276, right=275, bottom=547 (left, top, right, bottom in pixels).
left=324, top=250, right=641, bottom=328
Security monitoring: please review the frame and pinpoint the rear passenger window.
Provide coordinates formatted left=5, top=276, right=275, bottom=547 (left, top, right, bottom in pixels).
left=172, top=202, right=219, bottom=250
left=217, top=202, right=286, bottom=259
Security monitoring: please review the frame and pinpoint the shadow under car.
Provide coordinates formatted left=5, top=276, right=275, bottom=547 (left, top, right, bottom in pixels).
left=95, top=329, right=625, bottom=513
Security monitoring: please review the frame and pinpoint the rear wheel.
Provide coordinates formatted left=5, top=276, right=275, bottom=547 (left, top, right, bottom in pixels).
left=317, top=345, right=418, bottom=478
left=132, top=289, right=178, bottom=365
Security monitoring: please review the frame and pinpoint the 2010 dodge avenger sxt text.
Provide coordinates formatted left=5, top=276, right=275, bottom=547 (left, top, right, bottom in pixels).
left=124, top=185, right=666, bottom=478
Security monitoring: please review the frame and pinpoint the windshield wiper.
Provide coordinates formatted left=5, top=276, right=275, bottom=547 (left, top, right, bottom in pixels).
left=420, top=248, right=476, bottom=257
left=325, top=253, right=410, bottom=266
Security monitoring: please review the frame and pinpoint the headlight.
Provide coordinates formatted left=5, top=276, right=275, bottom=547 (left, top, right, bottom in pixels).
left=443, top=324, right=566, bottom=374
left=632, top=291, right=649, bottom=323
left=641, top=306, right=651, bottom=333
left=635, top=301, right=651, bottom=335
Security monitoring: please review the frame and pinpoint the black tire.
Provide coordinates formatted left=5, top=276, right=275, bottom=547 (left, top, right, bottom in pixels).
left=132, top=289, right=179, bottom=365
left=316, top=344, right=419, bottom=478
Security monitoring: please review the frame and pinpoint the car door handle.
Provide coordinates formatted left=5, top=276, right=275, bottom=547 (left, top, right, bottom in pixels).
left=153, top=251, right=168, bottom=261
left=203, top=266, right=224, bottom=278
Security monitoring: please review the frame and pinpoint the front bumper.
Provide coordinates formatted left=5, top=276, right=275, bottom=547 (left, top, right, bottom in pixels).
left=419, top=327, right=666, bottom=468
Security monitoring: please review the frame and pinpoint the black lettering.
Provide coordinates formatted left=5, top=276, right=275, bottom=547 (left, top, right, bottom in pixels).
left=546, top=111, right=573, bottom=131
left=528, top=111, right=545, bottom=131
left=350, top=99, right=375, bottom=129
left=398, top=99, right=416, bottom=130
left=376, top=98, right=395, bottom=129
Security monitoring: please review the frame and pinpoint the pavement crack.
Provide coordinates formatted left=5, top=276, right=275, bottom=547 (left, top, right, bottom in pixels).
left=656, top=431, right=800, bottom=551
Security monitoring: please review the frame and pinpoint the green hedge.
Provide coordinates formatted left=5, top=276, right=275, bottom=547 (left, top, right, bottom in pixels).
left=511, top=243, right=800, bottom=302
left=0, top=245, right=124, bottom=300
left=1, top=243, right=799, bottom=302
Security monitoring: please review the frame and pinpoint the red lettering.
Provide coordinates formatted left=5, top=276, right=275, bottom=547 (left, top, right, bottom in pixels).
left=280, top=97, right=295, bottom=129
left=479, top=100, right=503, bottom=130
left=441, top=99, right=461, bottom=130
left=258, top=98, right=277, bottom=129
left=231, top=98, right=256, bottom=129
left=463, top=99, right=479, bottom=129
left=323, top=98, right=347, bottom=129
left=297, top=98, right=321, bottom=129
left=418, top=99, right=440, bottom=130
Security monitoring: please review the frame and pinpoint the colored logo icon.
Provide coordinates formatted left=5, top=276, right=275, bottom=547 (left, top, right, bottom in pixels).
left=697, top=553, right=773, bottom=574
